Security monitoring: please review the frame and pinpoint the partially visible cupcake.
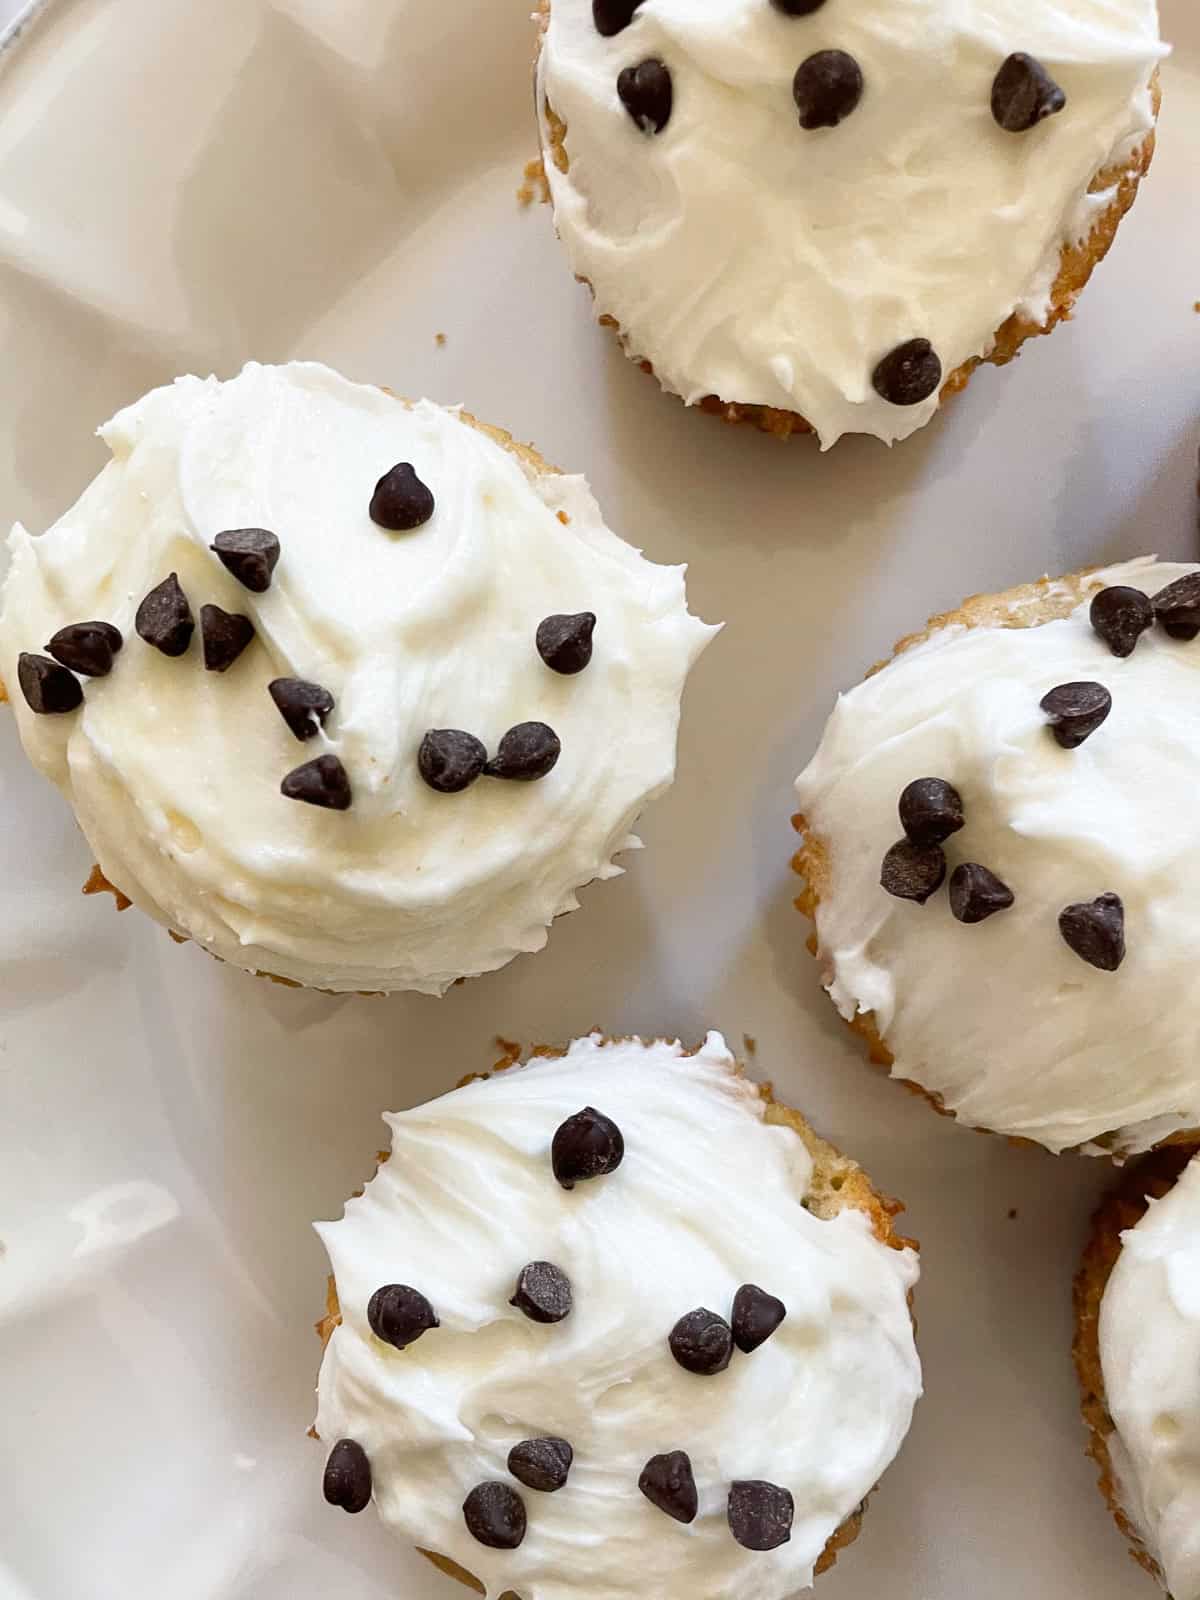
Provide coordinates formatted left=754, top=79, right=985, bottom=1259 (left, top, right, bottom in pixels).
left=0, top=362, right=716, bottom=994
left=313, top=1032, right=921, bottom=1598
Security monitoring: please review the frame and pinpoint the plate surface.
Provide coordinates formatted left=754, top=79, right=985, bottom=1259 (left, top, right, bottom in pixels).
left=0, top=2, right=1197, bottom=1597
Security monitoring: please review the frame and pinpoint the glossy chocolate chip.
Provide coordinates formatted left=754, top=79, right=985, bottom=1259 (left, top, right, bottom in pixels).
left=949, top=863, right=1014, bottom=925
left=1090, top=586, right=1154, bottom=659
left=367, top=1284, right=439, bottom=1349
left=618, top=59, right=672, bottom=135
left=511, top=1260, right=573, bottom=1324
left=728, top=1480, right=794, bottom=1551
left=201, top=604, right=255, bottom=673
left=211, top=528, right=280, bottom=593
left=1152, top=574, right=1200, bottom=636
left=269, top=677, right=335, bottom=741
left=1040, top=681, right=1111, bottom=749
left=17, top=652, right=83, bottom=714
left=463, top=1482, right=527, bottom=1550
left=898, top=777, right=964, bottom=846
left=880, top=839, right=946, bottom=904
left=370, top=463, right=435, bottom=531
left=508, top=1437, right=573, bottom=1493
left=592, top=0, right=643, bottom=36
left=280, top=753, right=353, bottom=811
left=418, top=728, right=488, bottom=793
left=669, top=1307, right=733, bottom=1375
left=136, top=573, right=194, bottom=657
left=731, top=1284, right=787, bottom=1353
left=46, top=621, right=122, bottom=677
left=537, top=612, right=596, bottom=675
left=872, top=339, right=942, bottom=406
left=771, top=0, right=827, bottom=12
left=323, top=1439, right=372, bottom=1513
left=1059, top=892, right=1125, bottom=972
left=638, top=1451, right=698, bottom=1523
left=792, top=49, right=862, bottom=130
left=486, top=722, right=561, bottom=782
left=552, top=1106, right=625, bottom=1189
left=991, top=52, right=1066, bottom=133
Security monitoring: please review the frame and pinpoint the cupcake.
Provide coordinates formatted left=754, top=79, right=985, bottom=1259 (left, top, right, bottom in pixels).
left=793, top=557, right=1200, bottom=1156
left=534, top=0, right=1166, bottom=448
left=313, top=1032, right=921, bottom=1598
left=0, top=362, right=716, bottom=994
left=1074, top=1145, right=1200, bottom=1595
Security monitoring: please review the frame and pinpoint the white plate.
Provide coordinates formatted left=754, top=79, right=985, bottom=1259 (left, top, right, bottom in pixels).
left=0, top=3, right=1197, bottom=1597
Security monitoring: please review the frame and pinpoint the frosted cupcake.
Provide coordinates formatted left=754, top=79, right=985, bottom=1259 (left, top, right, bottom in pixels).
left=314, top=1032, right=921, bottom=1597
left=535, top=0, right=1166, bottom=447
left=0, top=363, right=716, bottom=994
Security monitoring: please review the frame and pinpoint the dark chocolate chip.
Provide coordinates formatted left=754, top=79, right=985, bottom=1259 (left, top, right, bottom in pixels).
left=1090, top=586, right=1154, bottom=659
left=731, top=1284, right=787, bottom=1354
left=508, top=1437, right=573, bottom=1493
left=463, top=1482, right=527, bottom=1550
left=1039, top=681, right=1111, bottom=749
left=370, top=463, right=435, bottom=531
left=1164, top=622, right=1200, bottom=642
left=511, top=1261, right=573, bottom=1324
left=638, top=1451, right=698, bottom=1523
left=880, top=839, right=946, bottom=904
left=366, top=1284, right=439, bottom=1349
left=486, top=721, right=561, bottom=782
left=618, top=59, right=672, bottom=135
left=728, top=1480, right=794, bottom=1551
left=872, top=339, right=943, bottom=406
left=200, top=604, right=255, bottom=672
left=1059, top=892, right=1125, bottom=972
left=551, top=1106, right=625, bottom=1189
left=537, top=612, right=596, bottom=675
left=669, top=1307, right=733, bottom=1376
left=323, top=1439, right=372, bottom=1513
left=792, top=49, right=863, bottom=130
left=16, top=652, right=83, bottom=714
left=771, top=0, right=827, bottom=12
left=136, top=573, right=194, bottom=657
left=280, top=753, right=352, bottom=811
left=269, top=677, right=335, bottom=741
left=898, top=777, right=964, bottom=846
left=949, top=863, right=1014, bottom=925
left=592, top=0, right=643, bottom=36
left=991, top=53, right=1066, bottom=133
left=211, top=528, right=280, bottom=593
left=1152, top=574, right=1200, bottom=636
left=418, top=728, right=488, bottom=793
left=46, top=621, right=122, bottom=678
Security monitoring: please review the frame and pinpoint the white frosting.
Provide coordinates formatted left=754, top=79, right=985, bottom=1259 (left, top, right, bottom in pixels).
left=1100, top=1153, right=1200, bottom=1598
left=315, top=1033, right=921, bottom=1600
left=794, top=557, right=1200, bottom=1157
left=537, top=0, right=1166, bottom=448
left=0, top=362, right=715, bottom=994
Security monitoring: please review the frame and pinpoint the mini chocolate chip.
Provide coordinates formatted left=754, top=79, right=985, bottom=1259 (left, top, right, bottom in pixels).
left=200, top=604, right=255, bottom=672
left=731, top=1284, right=787, bottom=1354
left=211, top=528, right=280, bottom=593
left=463, top=1482, right=527, bottom=1550
left=370, top=463, right=435, bottom=531
left=486, top=721, right=561, bottom=782
left=323, top=1439, right=372, bottom=1513
left=898, top=777, right=964, bottom=846
left=269, top=677, right=335, bottom=741
left=280, top=753, right=352, bottom=811
left=872, top=339, right=943, bottom=406
left=1152, top=574, right=1200, bottom=636
left=638, top=1451, right=698, bottom=1523
left=17, top=652, right=82, bottom=714
left=551, top=1106, right=625, bottom=1189
left=511, top=1261, right=573, bottom=1324
left=136, top=573, right=194, bottom=657
left=669, top=1307, right=733, bottom=1376
left=880, top=839, right=946, bottom=904
left=618, top=59, right=672, bottom=135
left=1090, top=586, right=1154, bottom=659
left=508, top=1437, right=573, bottom=1493
left=991, top=53, right=1066, bottom=133
left=1039, top=681, right=1111, bottom=749
left=537, top=612, right=596, bottom=675
left=771, top=0, right=827, bottom=12
left=728, top=1480, right=794, bottom=1551
left=792, top=50, right=863, bottom=130
left=592, top=0, right=643, bottom=35
left=1059, top=892, right=1125, bottom=972
left=367, top=1284, right=439, bottom=1349
left=46, top=621, right=122, bottom=677
left=949, top=863, right=1014, bottom=925
left=418, top=728, right=488, bottom=793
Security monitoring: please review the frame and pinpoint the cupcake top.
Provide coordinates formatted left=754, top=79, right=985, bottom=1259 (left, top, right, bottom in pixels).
left=794, top=556, right=1200, bottom=1156
left=314, top=1033, right=921, bottom=1600
left=537, top=0, right=1166, bottom=447
left=0, top=362, right=714, bottom=994
left=1100, top=1151, right=1200, bottom=1599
